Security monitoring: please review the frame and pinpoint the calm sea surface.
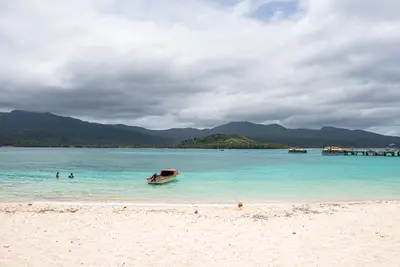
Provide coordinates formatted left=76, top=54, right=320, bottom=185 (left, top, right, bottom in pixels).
left=0, top=148, right=399, bottom=203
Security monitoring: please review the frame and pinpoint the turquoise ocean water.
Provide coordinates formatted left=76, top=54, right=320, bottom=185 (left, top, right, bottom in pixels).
left=0, top=148, right=399, bottom=203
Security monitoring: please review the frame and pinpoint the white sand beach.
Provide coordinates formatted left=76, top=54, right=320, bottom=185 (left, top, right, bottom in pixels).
left=1, top=201, right=399, bottom=267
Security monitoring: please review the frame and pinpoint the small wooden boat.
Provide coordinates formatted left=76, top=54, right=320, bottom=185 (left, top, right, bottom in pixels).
left=288, top=147, right=307, bottom=153
left=146, top=169, right=180, bottom=184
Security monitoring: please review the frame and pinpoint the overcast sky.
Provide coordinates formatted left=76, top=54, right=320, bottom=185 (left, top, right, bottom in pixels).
left=1, top=0, right=400, bottom=134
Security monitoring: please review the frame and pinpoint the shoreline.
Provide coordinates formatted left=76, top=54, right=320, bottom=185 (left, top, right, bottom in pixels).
left=1, top=196, right=400, bottom=207
left=1, top=198, right=398, bottom=208
left=3, top=199, right=399, bottom=217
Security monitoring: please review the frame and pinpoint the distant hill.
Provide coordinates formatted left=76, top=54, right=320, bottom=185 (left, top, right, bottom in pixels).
left=204, top=122, right=400, bottom=148
left=1, top=110, right=400, bottom=148
left=177, top=134, right=288, bottom=149
left=0, top=110, right=172, bottom=147
left=157, top=122, right=400, bottom=148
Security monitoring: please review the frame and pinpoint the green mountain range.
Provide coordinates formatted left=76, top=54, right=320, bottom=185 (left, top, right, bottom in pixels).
left=1, top=110, right=399, bottom=148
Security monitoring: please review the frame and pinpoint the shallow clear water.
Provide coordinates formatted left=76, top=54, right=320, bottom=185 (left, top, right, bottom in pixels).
left=0, top=147, right=399, bottom=203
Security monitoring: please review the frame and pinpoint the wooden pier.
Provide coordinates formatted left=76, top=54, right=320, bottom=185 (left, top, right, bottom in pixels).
left=322, top=147, right=400, bottom=157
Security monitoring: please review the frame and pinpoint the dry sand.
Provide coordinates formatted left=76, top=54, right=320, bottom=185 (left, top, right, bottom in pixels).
left=1, top=201, right=399, bottom=267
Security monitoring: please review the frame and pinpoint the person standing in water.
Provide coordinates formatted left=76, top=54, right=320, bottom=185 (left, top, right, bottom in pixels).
left=68, top=173, right=74, bottom=179
left=56, top=172, right=60, bottom=179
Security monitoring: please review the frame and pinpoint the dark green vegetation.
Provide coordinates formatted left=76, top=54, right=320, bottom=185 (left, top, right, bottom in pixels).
left=177, top=134, right=287, bottom=149
left=1, top=110, right=400, bottom=148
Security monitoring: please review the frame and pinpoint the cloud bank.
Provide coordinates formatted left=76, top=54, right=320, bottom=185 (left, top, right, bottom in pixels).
left=1, top=0, right=400, bottom=134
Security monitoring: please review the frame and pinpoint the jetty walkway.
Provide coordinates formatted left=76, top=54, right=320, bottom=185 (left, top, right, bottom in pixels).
left=322, top=148, right=400, bottom=156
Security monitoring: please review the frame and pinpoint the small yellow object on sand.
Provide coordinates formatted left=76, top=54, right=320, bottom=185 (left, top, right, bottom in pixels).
left=238, top=202, right=243, bottom=208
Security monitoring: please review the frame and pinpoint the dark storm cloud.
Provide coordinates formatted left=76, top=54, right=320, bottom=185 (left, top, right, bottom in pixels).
left=0, top=77, right=198, bottom=120
left=0, top=51, right=247, bottom=122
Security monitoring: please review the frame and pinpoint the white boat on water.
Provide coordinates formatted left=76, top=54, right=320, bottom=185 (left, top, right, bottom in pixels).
left=288, top=147, right=307, bottom=153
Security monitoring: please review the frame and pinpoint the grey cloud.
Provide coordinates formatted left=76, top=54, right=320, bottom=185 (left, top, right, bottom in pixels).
left=0, top=51, right=248, bottom=122
left=1, top=0, right=400, bottom=134
left=0, top=81, right=196, bottom=121
left=332, top=0, right=400, bottom=21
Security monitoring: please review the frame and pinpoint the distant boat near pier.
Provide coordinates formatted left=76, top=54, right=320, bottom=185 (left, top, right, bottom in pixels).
left=288, top=147, right=307, bottom=153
